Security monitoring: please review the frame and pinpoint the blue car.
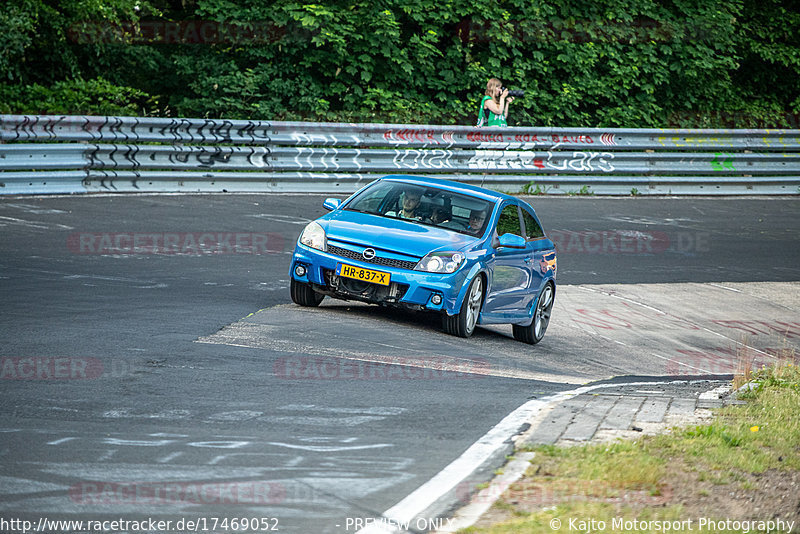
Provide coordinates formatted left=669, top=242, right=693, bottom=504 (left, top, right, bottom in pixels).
left=289, top=175, right=557, bottom=343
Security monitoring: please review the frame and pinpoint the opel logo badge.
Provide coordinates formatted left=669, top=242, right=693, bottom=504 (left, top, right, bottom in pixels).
left=362, top=248, right=376, bottom=260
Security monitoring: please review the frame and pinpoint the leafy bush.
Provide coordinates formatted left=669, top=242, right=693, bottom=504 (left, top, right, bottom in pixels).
left=2, top=0, right=798, bottom=126
left=0, top=78, right=156, bottom=116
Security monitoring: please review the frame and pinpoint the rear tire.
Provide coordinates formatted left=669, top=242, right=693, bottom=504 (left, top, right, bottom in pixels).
left=442, top=275, right=484, bottom=338
left=290, top=278, right=324, bottom=307
left=513, top=282, right=554, bottom=344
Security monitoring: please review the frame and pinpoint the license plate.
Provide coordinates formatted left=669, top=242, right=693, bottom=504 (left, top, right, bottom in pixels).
left=336, top=263, right=391, bottom=286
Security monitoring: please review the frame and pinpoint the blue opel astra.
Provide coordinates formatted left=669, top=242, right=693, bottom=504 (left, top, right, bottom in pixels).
left=289, top=175, right=557, bottom=343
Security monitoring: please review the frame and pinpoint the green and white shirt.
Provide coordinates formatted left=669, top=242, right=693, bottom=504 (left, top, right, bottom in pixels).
left=476, top=95, right=507, bottom=127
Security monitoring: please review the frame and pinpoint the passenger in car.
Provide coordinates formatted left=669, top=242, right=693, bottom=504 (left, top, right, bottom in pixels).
left=467, top=209, right=487, bottom=235
left=430, top=206, right=452, bottom=225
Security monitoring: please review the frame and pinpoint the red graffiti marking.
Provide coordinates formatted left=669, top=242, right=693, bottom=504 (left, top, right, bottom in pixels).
left=599, top=133, right=616, bottom=146
left=666, top=346, right=797, bottom=376
left=551, top=134, right=594, bottom=144
left=572, top=302, right=700, bottom=331
left=573, top=309, right=632, bottom=330
left=383, top=129, right=438, bottom=144
left=711, top=320, right=800, bottom=339
left=513, top=134, right=543, bottom=143
left=467, top=132, right=504, bottom=143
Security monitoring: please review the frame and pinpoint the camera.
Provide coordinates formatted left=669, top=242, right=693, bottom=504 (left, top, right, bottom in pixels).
left=501, top=87, right=525, bottom=98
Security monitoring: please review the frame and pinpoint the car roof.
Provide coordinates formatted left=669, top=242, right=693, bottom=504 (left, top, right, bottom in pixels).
left=379, top=175, right=517, bottom=204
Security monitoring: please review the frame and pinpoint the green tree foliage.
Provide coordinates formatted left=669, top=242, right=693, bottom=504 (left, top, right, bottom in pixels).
left=0, top=78, right=154, bottom=115
left=1, top=0, right=798, bottom=127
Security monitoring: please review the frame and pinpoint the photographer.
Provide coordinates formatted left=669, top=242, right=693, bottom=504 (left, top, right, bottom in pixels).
left=477, top=78, right=515, bottom=127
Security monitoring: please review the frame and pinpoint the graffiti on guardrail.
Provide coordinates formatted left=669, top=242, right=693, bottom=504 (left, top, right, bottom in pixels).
left=711, top=153, right=737, bottom=171
left=84, top=145, right=275, bottom=169
left=383, top=129, right=453, bottom=146
left=0, top=116, right=273, bottom=144
left=468, top=151, right=615, bottom=172
left=2, top=114, right=799, bottom=195
left=463, top=132, right=601, bottom=148
left=391, top=149, right=454, bottom=170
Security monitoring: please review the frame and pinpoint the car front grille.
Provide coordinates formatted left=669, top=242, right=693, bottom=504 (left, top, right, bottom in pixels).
left=322, top=268, right=409, bottom=301
left=328, top=244, right=418, bottom=271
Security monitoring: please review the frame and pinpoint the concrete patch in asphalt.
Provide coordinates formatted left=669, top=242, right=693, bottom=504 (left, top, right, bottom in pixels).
left=199, top=281, right=800, bottom=385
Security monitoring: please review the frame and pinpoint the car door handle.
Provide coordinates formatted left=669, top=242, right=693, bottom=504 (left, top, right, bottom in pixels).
left=524, top=257, right=533, bottom=263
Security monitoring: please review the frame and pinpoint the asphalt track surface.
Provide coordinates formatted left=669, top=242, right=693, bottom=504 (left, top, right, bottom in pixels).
left=1, top=195, right=799, bottom=533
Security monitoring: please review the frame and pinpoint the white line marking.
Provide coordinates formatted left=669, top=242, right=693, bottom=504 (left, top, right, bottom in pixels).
left=436, top=452, right=535, bottom=533
left=357, top=379, right=721, bottom=534
left=4, top=203, right=67, bottom=214
left=266, top=442, right=393, bottom=453
left=98, top=449, right=117, bottom=461
left=707, top=283, right=742, bottom=293
left=0, top=216, right=73, bottom=230
left=157, top=451, right=184, bottom=463
left=47, top=437, right=77, bottom=446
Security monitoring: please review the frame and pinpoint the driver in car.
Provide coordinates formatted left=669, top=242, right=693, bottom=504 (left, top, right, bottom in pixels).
left=386, top=188, right=423, bottom=220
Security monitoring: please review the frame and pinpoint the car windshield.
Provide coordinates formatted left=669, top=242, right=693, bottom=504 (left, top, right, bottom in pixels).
left=344, top=180, right=494, bottom=237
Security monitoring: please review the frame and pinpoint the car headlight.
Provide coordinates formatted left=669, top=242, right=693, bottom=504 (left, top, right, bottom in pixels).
left=415, top=252, right=465, bottom=273
left=299, top=221, right=327, bottom=251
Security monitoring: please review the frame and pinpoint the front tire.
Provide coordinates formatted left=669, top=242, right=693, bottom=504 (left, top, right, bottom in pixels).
left=513, top=282, right=554, bottom=344
left=290, top=278, right=324, bottom=307
left=442, top=275, right=484, bottom=338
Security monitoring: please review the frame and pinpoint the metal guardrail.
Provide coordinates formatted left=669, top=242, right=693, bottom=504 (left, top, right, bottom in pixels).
left=2, top=114, right=799, bottom=195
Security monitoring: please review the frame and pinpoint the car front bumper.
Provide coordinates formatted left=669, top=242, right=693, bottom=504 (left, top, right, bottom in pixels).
left=290, top=243, right=471, bottom=314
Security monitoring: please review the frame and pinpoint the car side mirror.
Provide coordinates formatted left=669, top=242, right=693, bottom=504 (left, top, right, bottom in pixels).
left=323, top=198, right=342, bottom=211
left=497, top=233, right=526, bottom=249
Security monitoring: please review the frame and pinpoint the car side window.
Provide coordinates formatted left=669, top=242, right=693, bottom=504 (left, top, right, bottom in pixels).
left=522, top=208, right=544, bottom=240
left=496, top=204, right=523, bottom=237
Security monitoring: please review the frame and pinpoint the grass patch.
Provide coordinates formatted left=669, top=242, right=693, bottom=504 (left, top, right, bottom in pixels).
left=523, top=440, right=667, bottom=494
left=461, top=360, right=800, bottom=533
left=462, top=503, right=695, bottom=534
